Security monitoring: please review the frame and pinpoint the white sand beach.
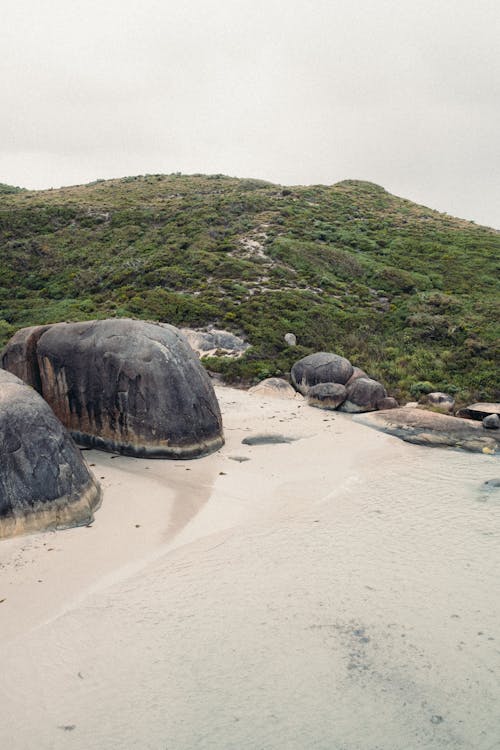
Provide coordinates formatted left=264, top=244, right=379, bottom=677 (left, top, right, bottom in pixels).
left=0, top=386, right=499, bottom=749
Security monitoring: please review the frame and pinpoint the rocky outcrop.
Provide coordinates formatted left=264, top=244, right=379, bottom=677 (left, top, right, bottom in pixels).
left=457, top=403, right=500, bottom=421
left=2, top=319, right=224, bottom=459
left=355, top=407, right=500, bottom=453
left=0, top=369, right=101, bottom=539
left=291, top=352, right=354, bottom=395
left=248, top=378, right=300, bottom=400
left=340, top=377, right=387, bottom=413
left=307, top=383, right=347, bottom=410
left=180, top=327, right=250, bottom=359
left=422, top=392, right=455, bottom=412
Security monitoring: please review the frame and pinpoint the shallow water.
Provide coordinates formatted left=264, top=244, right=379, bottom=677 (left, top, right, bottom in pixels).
left=0, top=391, right=499, bottom=750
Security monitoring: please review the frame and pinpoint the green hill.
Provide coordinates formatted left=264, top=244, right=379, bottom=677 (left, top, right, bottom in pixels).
left=0, top=173, right=498, bottom=403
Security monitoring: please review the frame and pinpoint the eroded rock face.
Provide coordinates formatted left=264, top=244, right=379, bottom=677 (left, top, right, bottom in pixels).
left=0, top=369, right=101, bottom=539
left=340, top=377, right=387, bottom=413
left=248, top=378, right=300, bottom=400
left=180, top=327, right=250, bottom=359
left=307, top=383, right=347, bottom=410
left=291, top=352, right=354, bottom=395
left=3, top=319, right=224, bottom=459
left=1, top=324, right=51, bottom=392
left=355, top=407, right=500, bottom=453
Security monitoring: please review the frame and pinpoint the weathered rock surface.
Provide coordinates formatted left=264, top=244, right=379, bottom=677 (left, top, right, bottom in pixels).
left=376, top=396, right=399, bottom=410
left=3, top=319, right=224, bottom=459
left=340, top=377, right=387, bottom=413
left=291, top=352, right=354, bottom=395
left=180, top=327, right=250, bottom=359
left=346, top=366, right=370, bottom=386
left=248, top=378, right=300, bottom=400
left=0, top=369, right=101, bottom=539
left=423, top=392, right=455, bottom=412
left=483, top=414, right=500, bottom=430
left=307, top=382, right=347, bottom=410
left=284, top=332, right=297, bottom=346
left=1, top=324, right=51, bottom=390
left=355, top=407, right=500, bottom=453
left=457, top=403, right=500, bottom=421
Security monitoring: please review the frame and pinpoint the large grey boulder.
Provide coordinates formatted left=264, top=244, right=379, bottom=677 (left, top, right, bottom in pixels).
left=291, top=352, right=354, bottom=395
left=2, top=319, right=224, bottom=459
left=483, top=414, right=500, bottom=430
left=1, top=324, right=51, bottom=391
left=345, top=366, right=370, bottom=386
left=355, top=407, right=499, bottom=453
left=0, top=369, right=101, bottom=539
left=307, top=383, right=347, bottom=410
left=340, top=377, right=387, bottom=413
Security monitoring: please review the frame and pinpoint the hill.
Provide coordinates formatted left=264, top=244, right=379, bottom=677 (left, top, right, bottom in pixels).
left=0, top=173, right=498, bottom=403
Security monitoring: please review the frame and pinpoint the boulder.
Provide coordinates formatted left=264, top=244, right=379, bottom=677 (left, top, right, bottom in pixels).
left=291, top=352, right=354, bottom=395
left=355, top=407, right=500, bottom=453
left=248, top=378, right=300, bottom=400
left=0, top=369, right=101, bottom=539
left=339, top=377, right=387, bottom=413
left=457, top=403, right=500, bottom=421
left=307, top=383, right=347, bottom=410
left=404, top=401, right=419, bottom=408
left=346, top=366, right=370, bottom=387
left=483, top=414, right=500, bottom=430
left=284, top=332, right=297, bottom=346
left=423, top=392, right=455, bottom=412
left=180, top=327, right=250, bottom=359
left=2, top=319, right=224, bottom=459
left=377, top=396, right=399, bottom=410
left=1, top=324, right=51, bottom=390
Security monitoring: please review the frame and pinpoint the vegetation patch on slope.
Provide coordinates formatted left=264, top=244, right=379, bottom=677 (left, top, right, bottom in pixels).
left=0, top=173, right=498, bottom=403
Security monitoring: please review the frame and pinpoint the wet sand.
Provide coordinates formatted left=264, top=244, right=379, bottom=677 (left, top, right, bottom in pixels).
left=0, top=386, right=499, bottom=749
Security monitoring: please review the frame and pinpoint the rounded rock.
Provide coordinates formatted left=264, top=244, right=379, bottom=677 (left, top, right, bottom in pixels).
left=0, top=369, right=101, bottom=539
left=340, top=377, right=388, bottom=413
left=483, top=414, right=500, bottom=430
left=3, top=319, right=224, bottom=459
left=424, top=392, right=455, bottom=412
left=248, top=378, right=300, bottom=400
left=284, top=332, right=297, bottom=347
left=291, top=352, right=354, bottom=395
left=307, top=382, right=347, bottom=410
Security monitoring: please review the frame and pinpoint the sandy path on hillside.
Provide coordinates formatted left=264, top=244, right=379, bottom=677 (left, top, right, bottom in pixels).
left=0, top=386, right=499, bottom=749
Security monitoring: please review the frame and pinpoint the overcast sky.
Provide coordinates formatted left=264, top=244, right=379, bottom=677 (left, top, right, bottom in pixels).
left=2, top=0, right=499, bottom=227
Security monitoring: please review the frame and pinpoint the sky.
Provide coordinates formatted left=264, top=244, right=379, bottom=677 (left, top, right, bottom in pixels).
left=2, top=0, right=499, bottom=227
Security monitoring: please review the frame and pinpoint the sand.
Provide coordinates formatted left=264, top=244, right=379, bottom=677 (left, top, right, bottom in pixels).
left=0, top=386, right=499, bottom=749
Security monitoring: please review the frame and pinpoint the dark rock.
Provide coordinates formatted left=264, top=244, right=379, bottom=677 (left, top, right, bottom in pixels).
left=307, top=382, right=347, bottom=410
left=355, top=407, right=500, bottom=453
left=483, top=414, right=500, bottom=429
left=457, top=403, right=500, bottom=421
left=377, top=396, right=399, bottom=410
left=423, top=392, right=455, bottom=412
left=248, top=378, right=300, bottom=400
left=0, top=369, right=101, bottom=539
left=1, top=324, right=51, bottom=391
left=340, top=377, right=387, bottom=413
left=291, top=352, right=354, bottom=395
left=3, top=319, right=224, bottom=459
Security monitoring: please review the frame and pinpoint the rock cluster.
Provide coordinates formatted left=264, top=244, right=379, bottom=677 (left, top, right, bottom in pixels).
left=0, top=369, right=101, bottom=539
left=291, top=352, right=393, bottom=413
left=2, top=319, right=224, bottom=459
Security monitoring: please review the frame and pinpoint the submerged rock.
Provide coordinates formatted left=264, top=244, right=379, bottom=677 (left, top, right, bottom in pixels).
left=340, top=377, right=387, bottom=413
left=291, top=352, right=354, bottom=395
left=248, top=378, right=300, bottom=400
left=355, top=407, right=500, bottom=453
left=307, top=382, right=347, bottom=410
left=2, top=319, right=224, bottom=459
left=0, top=369, right=101, bottom=539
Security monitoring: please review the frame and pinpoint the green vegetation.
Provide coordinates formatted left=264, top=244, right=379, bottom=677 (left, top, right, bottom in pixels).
left=0, top=173, right=498, bottom=403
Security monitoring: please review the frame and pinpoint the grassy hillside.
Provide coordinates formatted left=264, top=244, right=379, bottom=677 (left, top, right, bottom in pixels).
left=0, top=173, right=498, bottom=403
